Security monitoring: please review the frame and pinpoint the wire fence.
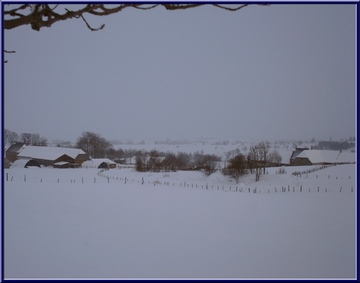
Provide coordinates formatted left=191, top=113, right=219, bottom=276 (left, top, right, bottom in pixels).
left=4, top=170, right=355, bottom=194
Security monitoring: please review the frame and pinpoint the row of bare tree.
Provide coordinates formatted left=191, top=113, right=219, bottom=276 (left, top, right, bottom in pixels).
left=224, top=141, right=282, bottom=183
left=133, top=141, right=282, bottom=182
left=4, top=129, right=48, bottom=146
left=135, top=150, right=221, bottom=176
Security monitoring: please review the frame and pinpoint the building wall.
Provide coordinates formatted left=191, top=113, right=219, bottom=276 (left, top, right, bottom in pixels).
left=6, top=152, right=19, bottom=162
left=75, top=154, right=90, bottom=165
left=291, top=157, right=312, bottom=166
left=4, top=158, right=11, bottom=168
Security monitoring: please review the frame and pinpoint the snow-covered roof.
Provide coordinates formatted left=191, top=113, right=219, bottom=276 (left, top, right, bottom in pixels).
left=6, top=142, right=26, bottom=153
left=296, top=150, right=355, bottom=164
left=53, top=161, right=70, bottom=166
left=82, top=159, right=116, bottom=168
left=18, top=146, right=86, bottom=161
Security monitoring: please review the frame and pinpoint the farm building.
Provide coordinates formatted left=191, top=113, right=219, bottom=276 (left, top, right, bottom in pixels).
left=289, top=147, right=309, bottom=164
left=81, top=159, right=117, bottom=169
left=14, top=145, right=89, bottom=167
left=290, top=149, right=355, bottom=166
left=5, top=142, right=26, bottom=162
left=4, top=157, right=12, bottom=169
left=11, top=159, right=41, bottom=168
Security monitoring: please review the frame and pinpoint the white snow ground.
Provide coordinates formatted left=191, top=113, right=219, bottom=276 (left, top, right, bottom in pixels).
left=3, top=164, right=356, bottom=279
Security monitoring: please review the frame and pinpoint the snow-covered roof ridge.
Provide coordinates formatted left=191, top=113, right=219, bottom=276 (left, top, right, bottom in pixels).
left=18, top=145, right=86, bottom=161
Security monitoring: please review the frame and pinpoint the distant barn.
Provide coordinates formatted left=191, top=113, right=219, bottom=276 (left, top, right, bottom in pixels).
left=7, top=143, right=90, bottom=168
left=290, top=149, right=355, bottom=166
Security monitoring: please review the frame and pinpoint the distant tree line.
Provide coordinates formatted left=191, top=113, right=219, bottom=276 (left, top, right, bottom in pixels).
left=135, top=150, right=221, bottom=176
left=4, top=129, right=48, bottom=146
left=314, top=140, right=355, bottom=151
left=133, top=141, right=282, bottom=182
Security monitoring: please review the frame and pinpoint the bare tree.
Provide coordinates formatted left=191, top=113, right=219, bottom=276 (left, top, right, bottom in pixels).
left=223, top=153, right=247, bottom=183
left=76, top=131, right=113, bottom=158
left=269, top=149, right=282, bottom=165
left=4, top=129, right=19, bottom=145
left=259, top=141, right=271, bottom=174
left=124, top=149, right=137, bottom=164
left=247, top=141, right=270, bottom=181
left=20, top=133, right=32, bottom=144
left=248, top=145, right=262, bottom=182
left=147, top=150, right=162, bottom=172
left=135, top=150, right=146, bottom=172
left=193, top=152, right=220, bottom=176
left=4, top=4, right=269, bottom=31
left=20, top=132, right=48, bottom=146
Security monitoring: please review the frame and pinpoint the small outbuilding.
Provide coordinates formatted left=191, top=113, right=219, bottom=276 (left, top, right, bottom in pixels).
left=11, top=159, right=41, bottom=168
left=82, top=159, right=117, bottom=169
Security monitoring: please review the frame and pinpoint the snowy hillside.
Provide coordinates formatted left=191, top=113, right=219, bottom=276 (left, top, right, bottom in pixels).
left=4, top=164, right=356, bottom=279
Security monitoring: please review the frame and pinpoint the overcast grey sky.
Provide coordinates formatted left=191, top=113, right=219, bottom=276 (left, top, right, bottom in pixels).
left=3, top=4, right=356, bottom=143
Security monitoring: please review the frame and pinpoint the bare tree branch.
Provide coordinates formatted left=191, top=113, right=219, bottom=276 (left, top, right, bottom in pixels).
left=213, top=4, right=249, bottom=11
left=133, top=4, right=159, bottom=10
left=162, top=4, right=203, bottom=10
left=3, top=4, right=269, bottom=31
left=65, top=7, right=105, bottom=31
left=4, top=50, right=15, bottom=63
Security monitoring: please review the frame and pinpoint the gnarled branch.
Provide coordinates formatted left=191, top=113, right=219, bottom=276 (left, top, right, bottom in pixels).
left=4, top=4, right=269, bottom=31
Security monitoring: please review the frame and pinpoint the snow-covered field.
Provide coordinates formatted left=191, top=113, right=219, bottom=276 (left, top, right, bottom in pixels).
left=4, top=163, right=356, bottom=279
